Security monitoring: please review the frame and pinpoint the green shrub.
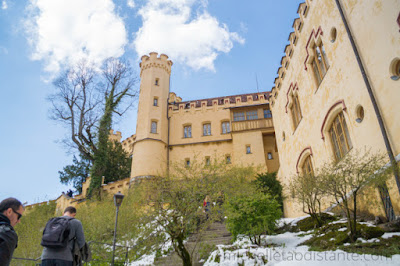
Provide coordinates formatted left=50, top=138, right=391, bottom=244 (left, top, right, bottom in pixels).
left=294, top=213, right=337, bottom=232
left=225, top=192, right=282, bottom=245
left=358, top=224, right=385, bottom=240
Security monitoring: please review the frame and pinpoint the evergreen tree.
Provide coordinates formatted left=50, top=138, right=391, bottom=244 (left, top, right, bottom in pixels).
left=59, top=154, right=91, bottom=193
left=253, top=172, right=283, bottom=209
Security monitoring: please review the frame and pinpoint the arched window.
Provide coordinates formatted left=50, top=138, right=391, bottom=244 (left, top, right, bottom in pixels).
left=329, top=111, right=352, bottom=160
left=301, top=155, right=314, bottom=176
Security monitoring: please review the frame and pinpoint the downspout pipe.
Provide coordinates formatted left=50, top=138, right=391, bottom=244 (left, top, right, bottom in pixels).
left=334, top=0, right=400, bottom=196
left=166, top=75, right=171, bottom=177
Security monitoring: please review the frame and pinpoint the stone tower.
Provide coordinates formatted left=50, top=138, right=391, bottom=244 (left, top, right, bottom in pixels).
left=130, top=53, right=173, bottom=179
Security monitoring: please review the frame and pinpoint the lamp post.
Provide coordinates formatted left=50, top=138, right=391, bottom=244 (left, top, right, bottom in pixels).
left=111, top=191, right=124, bottom=265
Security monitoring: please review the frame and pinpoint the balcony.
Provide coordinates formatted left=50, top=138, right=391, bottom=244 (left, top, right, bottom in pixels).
left=231, top=118, right=273, bottom=132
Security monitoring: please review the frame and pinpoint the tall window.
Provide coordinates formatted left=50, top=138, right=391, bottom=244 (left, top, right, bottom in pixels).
left=329, top=112, right=353, bottom=161
left=246, top=145, right=251, bottom=154
left=264, top=109, right=272, bottom=118
left=222, top=121, right=231, bottom=134
left=246, top=110, right=258, bottom=120
left=301, top=155, right=314, bottom=176
left=151, top=121, right=157, bottom=133
left=155, top=78, right=159, bottom=86
left=290, top=94, right=302, bottom=129
left=203, top=123, right=211, bottom=136
left=226, top=155, right=231, bottom=164
left=185, top=158, right=190, bottom=167
left=312, top=42, right=329, bottom=85
left=233, top=112, right=245, bottom=121
left=184, top=125, right=192, bottom=138
left=153, top=97, right=158, bottom=106
left=267, top=152, right=273, bottom=160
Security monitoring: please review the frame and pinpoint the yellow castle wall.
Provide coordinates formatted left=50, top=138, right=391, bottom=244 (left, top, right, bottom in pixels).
left=270, top=0, right=400, bottom=217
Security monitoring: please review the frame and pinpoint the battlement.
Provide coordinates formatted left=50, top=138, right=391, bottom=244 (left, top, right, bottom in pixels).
left=168, top=91, right=270, bottom=113
left=269, top=1, right=311, bottom=106
left=139, top=52, right=173, bottom=77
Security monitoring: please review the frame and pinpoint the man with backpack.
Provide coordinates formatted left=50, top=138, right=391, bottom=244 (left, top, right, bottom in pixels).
left=41, top=206, right=86, bottom=266
left=0, top=197, right=24, bottom=266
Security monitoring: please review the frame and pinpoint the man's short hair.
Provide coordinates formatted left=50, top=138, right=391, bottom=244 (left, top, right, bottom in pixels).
left=0, top=198, right=23, bottom=213
left=64, top=206, right=77, bottom=214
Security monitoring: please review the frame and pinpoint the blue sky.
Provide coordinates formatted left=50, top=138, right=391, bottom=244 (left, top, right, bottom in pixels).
left=0, top=0, right=303, bottom=204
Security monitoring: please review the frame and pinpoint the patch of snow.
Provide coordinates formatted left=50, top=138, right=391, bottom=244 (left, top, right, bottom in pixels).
left=205, top=230, right=400, bottom=266
left=381, top=232, right=400, bottom=239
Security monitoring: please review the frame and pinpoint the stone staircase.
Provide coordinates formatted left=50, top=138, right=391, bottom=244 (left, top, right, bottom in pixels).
left=155, top=222, right=232, bottom=266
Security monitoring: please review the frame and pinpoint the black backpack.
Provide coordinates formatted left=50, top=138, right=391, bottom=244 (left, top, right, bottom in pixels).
left=41, top=216, right=74, bottom=248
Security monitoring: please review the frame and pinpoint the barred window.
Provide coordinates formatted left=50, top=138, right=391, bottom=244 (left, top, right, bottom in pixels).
left=233, top=112, right=245, bottom=121
left=329, top=112, right=353, bottom=161
left=184, top=125, right=192, bottom=138
left=222, top=121, right=231, bottom=134
left=203, top=123, right=211, bottom=136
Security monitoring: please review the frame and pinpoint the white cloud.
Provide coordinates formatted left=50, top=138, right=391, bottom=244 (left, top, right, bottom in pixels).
left=2, top=0, right=8, bottom=10
left=127, top=0, right=135, bottom=8
left=133, top=0, right=244, bottom=71
left=24, top=0, right=127, bottom=75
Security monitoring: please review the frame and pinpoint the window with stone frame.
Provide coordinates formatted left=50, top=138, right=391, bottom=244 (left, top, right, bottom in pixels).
left=233, top=111, right=245, bottom=121
left=246, top=145, right=251, bottom=154
left=301, top=155, right=314, bottom=176
left=151, top=121, right=157, bottom=133
left=290, top=94, right=302, bottom=130
left=221, top=121, right=231, bottom=134
left=153, top=97, right=158, bottom=106
left=312, top=41, right=329, bottom=86
left=184, top=125, right=192, bottom=138
left=203, top=123, right=211, bottom=136
left=264, top=109, right=272, bottom=118
left=246, top=110, right=258, bottom=120
left=329, top=112, right=353, bottom=161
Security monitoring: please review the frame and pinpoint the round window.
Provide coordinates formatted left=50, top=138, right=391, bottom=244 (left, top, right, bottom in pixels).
left=356, top=105, right=364, bottom=123
left=390, top=58, right=400, bottom=81
left=330, top=27, right=337, bottom=43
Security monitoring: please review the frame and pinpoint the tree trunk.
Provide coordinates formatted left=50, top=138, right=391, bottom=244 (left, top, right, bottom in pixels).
left=176, top=236, right=192, bottom=266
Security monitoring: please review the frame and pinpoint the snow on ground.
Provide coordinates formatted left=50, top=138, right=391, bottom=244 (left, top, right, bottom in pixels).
left=126, top=217, right=400, bottom=265
left=204, top=218, right=400, bottom=266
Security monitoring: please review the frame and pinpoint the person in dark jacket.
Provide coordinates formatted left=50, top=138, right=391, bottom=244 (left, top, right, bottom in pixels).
left=41, top=206, right=86, bottom=266
left=0, top=197, right=24, bottom=266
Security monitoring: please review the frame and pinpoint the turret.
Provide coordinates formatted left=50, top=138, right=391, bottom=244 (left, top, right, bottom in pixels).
left=130, top=53, right=173, bottom=179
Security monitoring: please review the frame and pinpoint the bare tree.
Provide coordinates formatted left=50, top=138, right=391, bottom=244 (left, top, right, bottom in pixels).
left=320, top=149, right=391, bottom=242
left=290, top=172, right=325, bottom=227
left=49, top=58, right=138, bottom=195
left=48, top=60, right=100, bottom=161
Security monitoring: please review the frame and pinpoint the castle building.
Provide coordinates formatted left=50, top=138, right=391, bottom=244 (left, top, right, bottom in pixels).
left=120, top=0, right=400, bottom=220
left=129, top=53, right=279, bottom=179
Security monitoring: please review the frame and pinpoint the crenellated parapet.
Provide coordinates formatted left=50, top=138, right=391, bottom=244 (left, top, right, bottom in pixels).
left=269, top=1, right=311, bottom=106
left=139, top=52, right=173, bottom=77
left=168, top=92, right=270, bottom=114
